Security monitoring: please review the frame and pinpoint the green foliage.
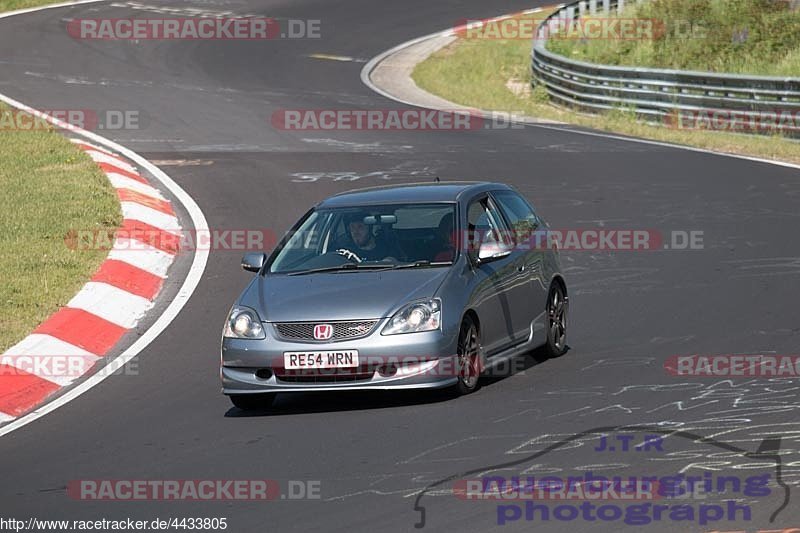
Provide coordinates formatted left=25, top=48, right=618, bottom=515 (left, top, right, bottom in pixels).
left=547, top=0, right=800, bottom=76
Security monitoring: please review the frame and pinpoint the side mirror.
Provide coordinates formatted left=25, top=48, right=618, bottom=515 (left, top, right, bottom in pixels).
left=476, top=240, right=512, bottom=264
left=241, top=252, right=266, bottom=273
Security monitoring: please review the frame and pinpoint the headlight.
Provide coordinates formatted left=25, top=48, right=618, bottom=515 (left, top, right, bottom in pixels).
left=382, top=299, right=441, bottom=335
left=224, top=306, right=265, bottom=339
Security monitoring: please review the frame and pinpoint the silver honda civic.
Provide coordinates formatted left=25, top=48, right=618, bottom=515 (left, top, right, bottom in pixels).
left=220, top=182, right=568, bottom=409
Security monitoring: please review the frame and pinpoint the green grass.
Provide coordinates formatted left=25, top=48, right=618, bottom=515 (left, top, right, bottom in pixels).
left=0, top=103, right=121, bottom=351
left=412, top=13, right=800, bottom=166
left=547, top=0, right=800, bottom=77
left=0, top=0, right=66, bottom=11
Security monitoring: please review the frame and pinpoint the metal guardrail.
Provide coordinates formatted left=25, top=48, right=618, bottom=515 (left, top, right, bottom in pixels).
left=531, top=0, right=800, bottom=136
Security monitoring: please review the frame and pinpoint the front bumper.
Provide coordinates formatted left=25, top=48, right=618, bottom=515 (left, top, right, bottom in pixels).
left=220, top=318, right=460, bottom=394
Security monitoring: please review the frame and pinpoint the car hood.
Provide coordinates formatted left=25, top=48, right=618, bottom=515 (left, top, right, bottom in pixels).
left=239, top=268, right=450, bottom=322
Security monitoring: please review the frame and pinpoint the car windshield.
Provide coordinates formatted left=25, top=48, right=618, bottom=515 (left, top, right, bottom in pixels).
left=268, top=203, right=457, bottom=274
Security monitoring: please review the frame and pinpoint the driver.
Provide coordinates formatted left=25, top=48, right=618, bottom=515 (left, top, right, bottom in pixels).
left=342, top=214, right=395, bottom=262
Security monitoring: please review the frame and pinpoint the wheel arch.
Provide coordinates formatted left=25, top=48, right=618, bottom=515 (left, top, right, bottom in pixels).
left=550, top=274, right=568, bottom=298
left=461, top=308, right=480, bottom=334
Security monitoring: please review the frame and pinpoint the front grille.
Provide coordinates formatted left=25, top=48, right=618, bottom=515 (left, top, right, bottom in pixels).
left=273, top=320, right=379, bottom=342
left=275, top=365, right=377, bottom=383
left=276, top=373, right=374, bottom=383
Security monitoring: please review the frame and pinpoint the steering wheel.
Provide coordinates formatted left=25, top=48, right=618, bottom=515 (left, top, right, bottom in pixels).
left=335, top=248, right=363, bottom=263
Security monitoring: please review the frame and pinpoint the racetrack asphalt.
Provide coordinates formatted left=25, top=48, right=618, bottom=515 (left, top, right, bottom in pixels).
left=1, top=0, right=799, bottom=531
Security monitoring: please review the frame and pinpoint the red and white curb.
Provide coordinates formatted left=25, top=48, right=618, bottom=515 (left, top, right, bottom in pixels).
left=0, top=140, right=182, bottom=423
left=0, top=3, right=207, bottom=437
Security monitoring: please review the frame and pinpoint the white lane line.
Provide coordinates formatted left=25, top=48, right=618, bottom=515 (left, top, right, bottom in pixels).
left=106, top=172, right=166, bottom=199
left=0, top=40, right=209, bottom=436
left=307, top=53, right=367, bottom=63
left=67, top=282, right=154, bottom=328
left=121, top=201, right=179, bottom=230
left=1, top=335, right=100, bottom=386
left=84, top=149, right=138, bottom=174
left=108, top=238, right=174, bottom=277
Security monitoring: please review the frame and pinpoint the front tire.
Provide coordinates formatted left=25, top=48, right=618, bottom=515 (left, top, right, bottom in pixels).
left=454, top=316, right=482, bottom=395
left=229, top=393, right=276, bottom=410
left=545, top=282, right=568, bottom=358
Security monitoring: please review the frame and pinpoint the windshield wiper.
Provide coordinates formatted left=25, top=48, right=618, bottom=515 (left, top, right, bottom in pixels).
left=286, top=260, right=452, bottom=276
left=389, top=260, right=453, bottom=270
left=286, top=263, right=394, bottom=276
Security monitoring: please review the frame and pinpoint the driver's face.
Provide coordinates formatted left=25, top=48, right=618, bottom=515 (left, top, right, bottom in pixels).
left=348, top=221, right=370, bottom=247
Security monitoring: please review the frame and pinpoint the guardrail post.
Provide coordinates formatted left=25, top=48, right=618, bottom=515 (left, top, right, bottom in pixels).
left=617, top=0, right=624, bottom=13
left=589, top=0, right=597, bottom=13
left=546, top=16, right=559, bottom=38
left=579, top=1, right=587, bottom=17
left=566, top=6, right=575, bottom=21
left=603, top=0, right=610, bottom=12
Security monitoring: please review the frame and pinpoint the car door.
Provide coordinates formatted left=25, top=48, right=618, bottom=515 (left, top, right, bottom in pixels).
left=464, top=195, right=530, bottom=354
left=491, top=190, right=548, bottom=331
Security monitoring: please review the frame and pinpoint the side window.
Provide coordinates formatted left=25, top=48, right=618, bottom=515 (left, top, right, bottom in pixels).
left=466, top=196, right=511, bottom=251
left=492, top=191, right=539, bottom=245
left=485, top=196, right=512, bottom=245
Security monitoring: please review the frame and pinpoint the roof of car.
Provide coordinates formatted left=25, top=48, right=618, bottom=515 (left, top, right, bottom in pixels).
left=319, top=181, right=513, bottom=207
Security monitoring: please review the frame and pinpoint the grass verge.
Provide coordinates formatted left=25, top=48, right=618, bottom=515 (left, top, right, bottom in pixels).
left=547, top=0, right=800, bottom=77
left=0, top=0, right=68, bottom=12
left=0, top=103, right=121, bottom=351
left=411, top=13, right=800, bottom=166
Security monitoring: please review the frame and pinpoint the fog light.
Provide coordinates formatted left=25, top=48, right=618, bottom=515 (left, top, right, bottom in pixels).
left=255, top=368, right=273, bottom=380
left=377, top=364, right=397, bottom=377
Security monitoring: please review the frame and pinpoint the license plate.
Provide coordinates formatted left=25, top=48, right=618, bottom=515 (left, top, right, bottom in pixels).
left=283, top=350, right=359, bottom=369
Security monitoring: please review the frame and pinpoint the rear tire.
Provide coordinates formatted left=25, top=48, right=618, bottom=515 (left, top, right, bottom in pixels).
left=229, top=393, right=276, bottom=410
left=454, top=316, right=482, bottom=395
left=545, top=282, right=568, bottom=358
